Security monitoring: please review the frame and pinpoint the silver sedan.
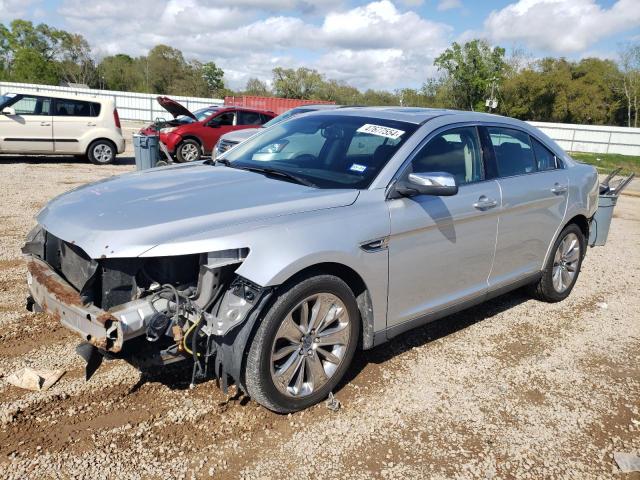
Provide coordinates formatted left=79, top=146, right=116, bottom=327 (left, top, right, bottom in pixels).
left=23, top=107, right=600, bottom=412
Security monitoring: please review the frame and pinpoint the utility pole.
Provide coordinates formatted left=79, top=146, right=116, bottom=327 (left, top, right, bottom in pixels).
left=485, top=76, right=498, bottom=112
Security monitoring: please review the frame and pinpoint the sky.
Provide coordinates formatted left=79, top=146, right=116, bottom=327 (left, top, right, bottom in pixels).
left=2, top=0, right=640, bottom=91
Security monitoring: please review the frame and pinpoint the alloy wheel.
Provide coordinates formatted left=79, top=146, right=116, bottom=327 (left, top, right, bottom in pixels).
left=552, top=232, right=580, bottom=293
left=180, top=143, right=199, bottom=161
left=270, top=293, right=351, bottom=398
left=93, top=143, right=113, bottom=163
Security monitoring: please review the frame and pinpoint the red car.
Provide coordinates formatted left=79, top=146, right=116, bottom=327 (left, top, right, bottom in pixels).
left=146, top=97, right=275, bottom=162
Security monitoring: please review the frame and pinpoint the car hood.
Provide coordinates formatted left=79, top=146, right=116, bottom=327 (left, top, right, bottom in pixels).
left=156, top=96, right=196, bottom=120
left=220, top=128, right=261, bottom=144
left=37, top=164, right=359, bottom=259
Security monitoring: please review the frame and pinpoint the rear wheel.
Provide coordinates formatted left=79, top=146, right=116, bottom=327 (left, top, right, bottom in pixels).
left=245, top=274, right=359, bottom=413
left=87, top=139, right=116, bottom=165
left=176, top=139, right=202, bottom=162
left=529, top=223, right=585, bottom=302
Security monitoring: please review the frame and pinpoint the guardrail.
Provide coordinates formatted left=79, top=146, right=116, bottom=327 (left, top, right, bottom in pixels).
left=528, top=121, right=640, bottom=156
left=0, top=81, right=223, bottom=122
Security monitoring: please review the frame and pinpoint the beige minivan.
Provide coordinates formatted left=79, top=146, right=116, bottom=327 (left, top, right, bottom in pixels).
left=0, top=91, right=125, bottom=164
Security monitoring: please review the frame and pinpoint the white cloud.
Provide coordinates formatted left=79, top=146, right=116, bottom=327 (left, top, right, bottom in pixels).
left=437, top=0, right=462, bottom=11
left=54, top=0, right=453, bottom=91
left=0, top=0, right=38, bottom=22
left=485, top=0, right=640, bottom=54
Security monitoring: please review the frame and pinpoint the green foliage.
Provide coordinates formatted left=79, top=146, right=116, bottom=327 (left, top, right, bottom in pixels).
left=570, top=152, right=640, bottom=176
left=434, top=39, right=507, bottom=111
left=244, top=77, right=270, bottom=96
left=202, top=62, right=225, bottom=95
left=0, top=19, right=638, bottom=127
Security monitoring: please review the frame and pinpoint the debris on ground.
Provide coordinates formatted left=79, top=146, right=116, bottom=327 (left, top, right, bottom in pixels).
left=325, top=392, right=341, bottom=412
left=614, top=452, right=640, bottom=472
left=6, top=367, right=65, bottom=391
left=596, top=302, right=608, bottom=309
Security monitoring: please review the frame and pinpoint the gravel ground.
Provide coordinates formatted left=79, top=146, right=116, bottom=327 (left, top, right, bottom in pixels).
left=0, top=155, right=638, bottom=479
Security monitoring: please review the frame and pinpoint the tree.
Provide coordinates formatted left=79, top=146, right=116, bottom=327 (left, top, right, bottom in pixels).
left=145, top=44, right=187, bottom=93
left=99, top=54, right=142, bottom=91
left=10, top=48, right=58, bottom=84
left=202, top=61, right=225, bottom=95
left=434, top=39, right=507, bottom=111
left=244, top=77, right=270, bottom=96
left=618, top=43, right=640, bottom=127
left=58, top=33, right=96, bottom=86
left=272, top=67, right=323, bottom=99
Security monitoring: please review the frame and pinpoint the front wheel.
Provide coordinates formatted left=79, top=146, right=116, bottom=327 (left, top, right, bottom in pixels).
left=529, top=223, right=585, bottom=302
left=245, top=274, right=359, bottom=413
left=176, top=139, right=202, bottom=162
left=87, top=140, right=116, bottom=165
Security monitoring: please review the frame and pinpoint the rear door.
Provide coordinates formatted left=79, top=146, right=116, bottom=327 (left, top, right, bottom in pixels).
left=0, top=94, right=53, bottom=153
left=485, top=126, right=569, bottom=288
left=52, top=98, right=101, bottom=153
left=387, top=126, right=501, bottom=327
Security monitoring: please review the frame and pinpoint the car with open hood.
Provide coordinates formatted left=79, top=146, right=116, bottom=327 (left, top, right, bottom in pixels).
left=23, top=107, right=602, bottom=413
left=139, top=96, right=276, bottom=162
left=138, top=97, right=221, bottom=136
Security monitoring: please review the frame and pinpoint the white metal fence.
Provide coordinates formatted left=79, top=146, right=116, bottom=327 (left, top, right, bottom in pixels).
left=1, top=82, right=640, bottom=156
left=528, top=121, right=640, bottom=156
left=0, top=81, right=223, bottom=122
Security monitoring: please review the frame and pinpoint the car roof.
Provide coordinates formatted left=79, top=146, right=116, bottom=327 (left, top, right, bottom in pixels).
left=307, top=106, right=521, bottom=125
left=5, top=90, right=112, bottom=104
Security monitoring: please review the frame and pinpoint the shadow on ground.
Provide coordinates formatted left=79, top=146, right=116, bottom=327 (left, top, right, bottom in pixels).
left=0, top=154, right=135, bottom=166
left=119, top=287, right=531, bottom=409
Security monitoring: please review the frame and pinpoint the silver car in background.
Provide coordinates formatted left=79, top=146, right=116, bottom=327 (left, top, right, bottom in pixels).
left=23, top=107, right=599, bottom=412
left=213, top=104, right=342, bottom=158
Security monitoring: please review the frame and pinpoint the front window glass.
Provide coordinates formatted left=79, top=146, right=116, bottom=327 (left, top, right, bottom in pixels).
left=211, top=112, right=235, bottom=126
left=411, top=127, right=484, bottom=185
left=222, top=114, right=418, bottom=189
left=11, top=95, right=51, bottom=115
left=488, top=127, right=536, bottom=177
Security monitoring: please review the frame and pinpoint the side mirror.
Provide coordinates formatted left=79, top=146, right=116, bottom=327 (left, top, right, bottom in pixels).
left=2, top=107, right=16, bottom=116
left=392, top=172, right=458, bottom=198
left=208, top=121, right=220, bottom=128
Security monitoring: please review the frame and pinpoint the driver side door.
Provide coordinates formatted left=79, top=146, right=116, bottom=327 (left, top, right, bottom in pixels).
left=202, top=111, right=236, bottom=153
left=386, top=126, right=501, bottom=332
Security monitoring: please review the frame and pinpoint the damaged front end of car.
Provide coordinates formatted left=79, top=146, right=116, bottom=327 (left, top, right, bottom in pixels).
left=22, top=225, right=272, bottom=392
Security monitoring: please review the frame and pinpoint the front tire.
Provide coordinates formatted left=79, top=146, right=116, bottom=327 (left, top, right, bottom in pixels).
left=176, top=139, right=202, bottom=162
left=529, top=223, right=585, bottom=302
left=87, top=139, right=116, bottom=165
left=245, top=274, right=359, bottom=413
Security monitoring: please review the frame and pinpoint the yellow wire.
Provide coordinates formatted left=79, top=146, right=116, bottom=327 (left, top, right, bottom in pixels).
left=182, top=319, right=202, bottom=357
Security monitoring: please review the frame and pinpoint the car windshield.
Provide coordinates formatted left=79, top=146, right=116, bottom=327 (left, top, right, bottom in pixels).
left=262, top=107, right=316, bottom=129
left=221, top=114, right=418, bottom=189
left=177, top=107, right=218, bottom=123
left=0, top=94, right=16, bottom=108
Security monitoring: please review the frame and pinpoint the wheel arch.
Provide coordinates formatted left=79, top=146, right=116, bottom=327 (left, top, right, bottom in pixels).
left=565, top=213, right=589, bottom=241
left=274, top=262, right=375, bottom=350
left=86, top=137, right=116, bottom=155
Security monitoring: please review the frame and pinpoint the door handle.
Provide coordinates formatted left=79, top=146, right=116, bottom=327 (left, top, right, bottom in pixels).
left=551, top=183, right=568, bottom=194
left=473, top=196, right=498, bottom=210
left=87, top=122, right=97, bottom=126
left=40, top=122, right=51, bottom=126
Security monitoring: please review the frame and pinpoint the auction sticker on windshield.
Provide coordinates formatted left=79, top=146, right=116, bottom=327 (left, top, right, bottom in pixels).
left=356, top=124, right=405, bottom=140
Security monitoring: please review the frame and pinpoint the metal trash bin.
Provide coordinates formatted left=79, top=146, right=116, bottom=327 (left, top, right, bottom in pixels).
left=589, top=194, right=617, bottom=246
left=133, top=134, right=160, bottom=171
left=588, top=168, right=635, bottom=247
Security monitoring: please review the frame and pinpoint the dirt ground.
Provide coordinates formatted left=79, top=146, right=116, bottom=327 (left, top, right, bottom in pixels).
left=0, top=155, right=638, bottom=480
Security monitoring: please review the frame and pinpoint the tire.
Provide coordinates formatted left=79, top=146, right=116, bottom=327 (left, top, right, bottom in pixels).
left=87, top=139, right=116, bottom=165
left=245, top=274, right=360, bottom=413
left=155, top=160, right=168, bottom=167
left=176, top=139, right=202, bottom=162
left=529, top=223, right=585, bottom=302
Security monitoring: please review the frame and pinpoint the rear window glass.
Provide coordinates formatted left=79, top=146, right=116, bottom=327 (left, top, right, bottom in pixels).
left=488, top=127, right=536, bottom=177
left=54, top=99, right=101, bottom=117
